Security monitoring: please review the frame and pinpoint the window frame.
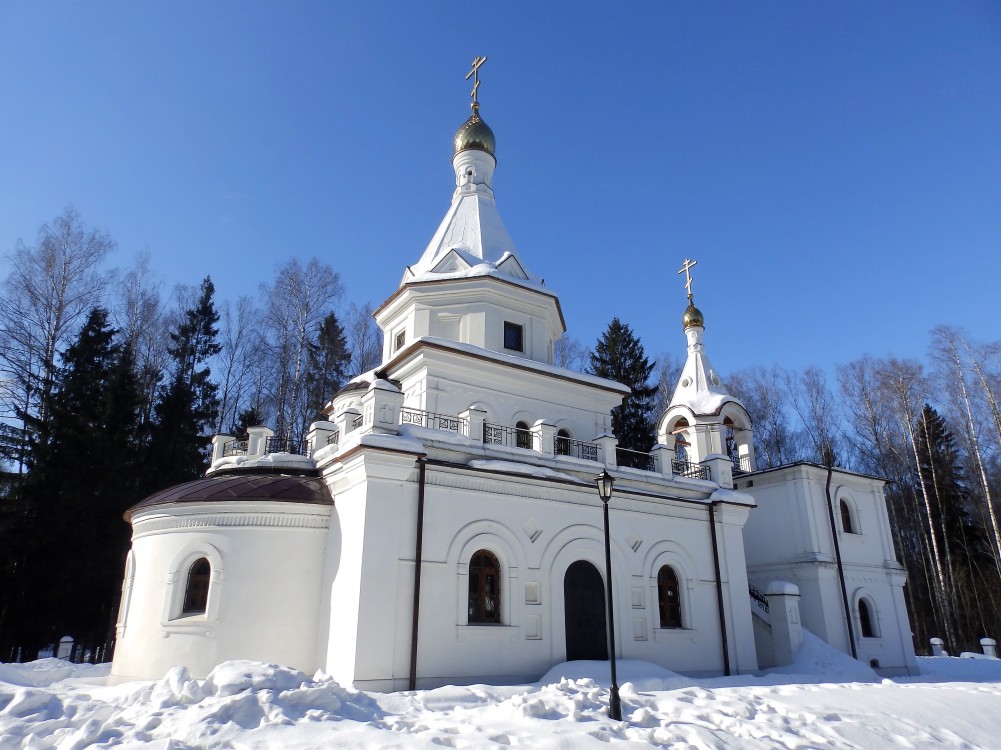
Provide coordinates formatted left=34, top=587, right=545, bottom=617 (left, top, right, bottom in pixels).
left=503, top=321, right=524, bottom=352
left=182, top=557, right=211, bottom=615
left=162, top=544, right=223, bottom=633
left=858, top=597, right=879, bottom=638
left=657, top=565, right=683, bottom=629
left=467, top=549, right=502, bottom=625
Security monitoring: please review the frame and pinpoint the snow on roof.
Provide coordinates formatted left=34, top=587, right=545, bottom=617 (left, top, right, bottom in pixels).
left=401, top=165, right=544, bottom=293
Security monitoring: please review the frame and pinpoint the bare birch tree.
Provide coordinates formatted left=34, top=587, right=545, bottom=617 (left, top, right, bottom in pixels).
left=727, top=366, right=796, bottom=468
left=260, top=258, right=343, bottom=440
left=880, top=358, right=959, bottom=651
left=113, top=251, right=170, bottom=434
left=344, top=302, right=383, bottom=378
left=931, top=326, right=1001, bottom=580
left=214, top=296, right=263, bottom=434
left=0, top=208, right=114, bottom=470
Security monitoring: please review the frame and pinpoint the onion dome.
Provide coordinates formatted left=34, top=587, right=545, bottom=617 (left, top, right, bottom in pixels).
left=454, top=113, right=496, bottom=158
left=682, top=300, right=705, bottom=329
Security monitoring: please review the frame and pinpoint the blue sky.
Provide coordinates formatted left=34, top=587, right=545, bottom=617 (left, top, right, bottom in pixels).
left=2, top=2, right=999, bottom=378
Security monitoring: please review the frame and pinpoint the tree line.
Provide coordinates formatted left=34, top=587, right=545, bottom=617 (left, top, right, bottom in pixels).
left=571, top=319, right=1001, bottom=655
left=2, top=208, right=998, bottom=661
left=0, top=209, right=382, bottom=661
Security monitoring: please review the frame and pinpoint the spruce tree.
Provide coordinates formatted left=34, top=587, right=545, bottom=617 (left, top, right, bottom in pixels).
left=303, top=312, right=350, bottom=426
left=590, top=318, right=657, bottom=454
left=0, top=309, right=140, bottom=659
left=915, top=404, right=989, bottom=649
left=145, top=278, right=221, bottom=493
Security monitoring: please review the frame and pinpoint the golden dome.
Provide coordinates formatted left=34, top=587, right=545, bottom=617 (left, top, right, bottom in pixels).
left=454, top=113, right=496, bottom=158
left=682, top=300, right=705, bottom=329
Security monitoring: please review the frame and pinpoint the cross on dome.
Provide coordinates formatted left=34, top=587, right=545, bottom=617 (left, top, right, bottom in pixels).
left=465, top=55, right=488, bottom=113
left=678, top=257, right=698, bottom=301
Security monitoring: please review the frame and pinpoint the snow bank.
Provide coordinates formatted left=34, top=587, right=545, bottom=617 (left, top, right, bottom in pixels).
left=3, top=653, right=1001, bottom=749
left=761, top=630, right=880, bottom=683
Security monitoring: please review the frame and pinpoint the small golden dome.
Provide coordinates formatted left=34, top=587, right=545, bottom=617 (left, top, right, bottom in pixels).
left=454, top=113, right=496, bottom=158
left=682, top=301, right=705, bottom=329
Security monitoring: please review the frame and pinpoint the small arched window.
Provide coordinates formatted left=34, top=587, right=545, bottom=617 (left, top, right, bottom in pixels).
left=182, top=558, right=211, bottom=615
left=515, top=421, right=532, bottom=450
left=840, top=500, right=855, bottom=534
left=556, top=428, right=571, bottom=456
left=657, top=565, right=682, bottom=628
left=468, top=550, right=501, bottom=624
left=723, top=417, right=737, bottom=462
left=674, top=434, right=689, bottom=462
left=858, top=598, right=877, bottom=638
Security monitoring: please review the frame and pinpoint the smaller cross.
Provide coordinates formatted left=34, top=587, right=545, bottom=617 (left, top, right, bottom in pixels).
left=465, top=56, right=488, bottom=112
left=678, top=258, right=698, bottom=299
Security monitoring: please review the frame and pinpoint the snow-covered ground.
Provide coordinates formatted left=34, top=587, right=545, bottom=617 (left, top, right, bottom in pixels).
left=2, top=633, right=1000, bottom=749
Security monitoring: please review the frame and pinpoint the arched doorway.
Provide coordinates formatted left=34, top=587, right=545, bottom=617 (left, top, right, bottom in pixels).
left=564, top=560, right=607, bottom=661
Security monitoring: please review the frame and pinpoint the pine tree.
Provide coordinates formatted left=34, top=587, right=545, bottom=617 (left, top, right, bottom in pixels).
left=0, top=309, right=140, bottom=659
left=144, top=278, right=221, bottom=493
left=590, top=318, right=657, bottom=453
left=303, top=312, right=350, bottom=426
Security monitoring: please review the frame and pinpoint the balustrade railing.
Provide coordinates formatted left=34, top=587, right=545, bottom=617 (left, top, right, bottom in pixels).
left=731, top=454, right=753, bottom=474
left=222, top=439, right=248, bottom=457
left=400, top=407, right=468, bottom=436
left=264, top=435, right=308, bottom=456
left=616, top=447, right=655, bottom=472
left=351, top=414, right=364, bottom=429
left=672, top=458, right=711, bottom=481
left=554, top=435, right=599, bottom=461
left=326, top=430, right=341, bottom=446
left=483, top=422, right=539, bottom=450
left=749, top=584, right=770, bottom=614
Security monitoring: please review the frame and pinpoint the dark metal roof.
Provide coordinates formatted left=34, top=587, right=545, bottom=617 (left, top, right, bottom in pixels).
left=126, top=474, right=333, bottom=520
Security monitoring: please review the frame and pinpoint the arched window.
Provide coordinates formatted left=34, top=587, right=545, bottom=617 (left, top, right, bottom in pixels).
left=858, top=598, right=877, bottom=638
left=723, top=417, right=737, bottom=462
left=515, top=421, right=532, bottom=450
left=840, top=500, right=855, bottom=534
left=657, top=565, right=682, bottom=628
left=468, top=550, right=501, bottom=624
left=672, top=420, right=690, bottom=461
left=182, top=558, right=211, bottom=615
left=556, top=428, right=571, bottom=455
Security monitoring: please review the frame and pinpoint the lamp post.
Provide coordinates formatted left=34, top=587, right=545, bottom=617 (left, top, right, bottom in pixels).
left=595, top=469, right=622, bottom=721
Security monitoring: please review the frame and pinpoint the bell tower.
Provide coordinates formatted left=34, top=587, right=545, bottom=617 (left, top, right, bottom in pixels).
left=656, top=259, right=755, bottom=472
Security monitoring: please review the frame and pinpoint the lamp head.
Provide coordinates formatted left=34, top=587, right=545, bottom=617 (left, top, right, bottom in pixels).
left=595, top=469, right=614, bottom=503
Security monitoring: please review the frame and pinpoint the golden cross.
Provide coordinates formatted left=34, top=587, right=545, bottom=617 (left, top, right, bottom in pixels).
left=465, top=56, right=488, bottom=112
left=678, top=258, right=698, bottom=299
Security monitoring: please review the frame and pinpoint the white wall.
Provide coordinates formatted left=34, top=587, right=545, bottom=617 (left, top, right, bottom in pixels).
left=112, top=500, right=330, bottom=680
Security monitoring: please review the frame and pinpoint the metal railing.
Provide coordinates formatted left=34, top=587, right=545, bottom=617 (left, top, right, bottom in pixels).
left=222, top=439, right=248, bottom=457
left=264, top=435, right=308, bottom=456
left=352, top=414, right=364, bottom=429
left=672, top=458, right=711, bottom=481
left=400, top=407, right=468, bottom=436
left=616, top=447, right=655, bottom=472
left=483, top=422, right=539, bottom=450
left=554, top=435, right=599, bottom=461
left=731, top=454, right=753, bottom=474
left=326, top=430, right=341, bottom=446
left=749, top=585, right=770, bottom=614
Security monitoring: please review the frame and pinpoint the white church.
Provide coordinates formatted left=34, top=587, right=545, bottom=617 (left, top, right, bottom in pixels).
left=111, top=65, right=917, bottom=689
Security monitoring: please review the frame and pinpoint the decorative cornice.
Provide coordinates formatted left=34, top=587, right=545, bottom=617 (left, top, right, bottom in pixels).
left=382, top=339, right=628, bottom=395
left=133, top=509, right=330, bottom=538
left=374, top=274, right=566, bottom=330
left=422, top=464, right=709, bottom=521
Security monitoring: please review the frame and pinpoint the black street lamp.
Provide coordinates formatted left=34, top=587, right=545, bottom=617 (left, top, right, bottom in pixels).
left=595, top=469, right=622, bottom=721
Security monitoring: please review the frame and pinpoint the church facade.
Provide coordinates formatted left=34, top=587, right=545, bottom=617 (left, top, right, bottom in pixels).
left=111, top=73, right=916, bottom=688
